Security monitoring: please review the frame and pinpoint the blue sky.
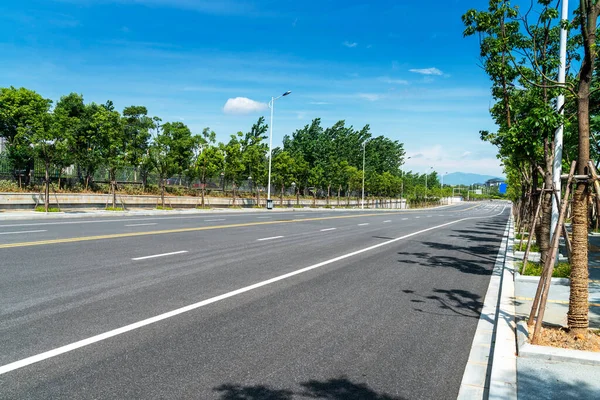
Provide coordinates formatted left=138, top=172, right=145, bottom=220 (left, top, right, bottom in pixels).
left=0, top=0, right=504, bottom=176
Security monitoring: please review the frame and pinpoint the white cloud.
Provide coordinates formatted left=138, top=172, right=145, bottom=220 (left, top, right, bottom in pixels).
left=309, top=101, right=330, bottom=105
left=460, top=151, right=472, bottom=158
left=223, top=97, right=268, bottom=114
left=357, top=93, right=381, bottom=102
left=343, top=41, right=358, bottom=48
left=409, top=67, right=443, bottom=76
left=380, top=76, right=409, bottom=85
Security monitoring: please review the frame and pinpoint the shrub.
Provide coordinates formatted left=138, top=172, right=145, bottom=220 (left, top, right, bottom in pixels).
left=517, top=261, right=571, bottom=278
left=0, top=180, right=22, bottom=192
left=34, top=206, right=60, bottom=212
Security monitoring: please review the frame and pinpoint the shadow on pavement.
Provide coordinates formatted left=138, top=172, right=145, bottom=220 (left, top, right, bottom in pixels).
left=396, top=218, right=505, bottom=276
left=402, top=288, right=484, bottom=321
left=517, top=364, right=600, bottom=400
left=214, top=376, right=407, bottom=399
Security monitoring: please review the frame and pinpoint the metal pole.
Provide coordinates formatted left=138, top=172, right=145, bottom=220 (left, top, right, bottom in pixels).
left=361, top=142, right=366, bottom=209
left=267, top=97, right=274, bottom=206
left=551, top=0, right=569, bottom=239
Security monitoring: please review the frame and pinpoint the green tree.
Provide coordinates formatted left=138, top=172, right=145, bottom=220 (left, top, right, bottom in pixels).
left=0, top=87, right=52, bottom=186
left=122, top=105, right=153, bottom=180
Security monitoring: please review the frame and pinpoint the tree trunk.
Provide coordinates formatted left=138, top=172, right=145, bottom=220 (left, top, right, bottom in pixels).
left=337, top=185, right=341, bottom=206
left=110, top=169, right=117, bottom=209
left=161, top=178, right=165, bottom=208
left=539, top=170, right=553, bottom=265
left=296, top=188, right=299, bottom=206
left=568, top=1, right=599, bottom=335
left=232, top=184, right=236, bottom=206
left=280, top=184, right=284, bottom=206
left=327, top=184, right=331, bottom=205
left=257, top=185, right=260, bottom=207
left=44, top=162, right=50, bottom=212
left=201, top=170, right=206, bottom=208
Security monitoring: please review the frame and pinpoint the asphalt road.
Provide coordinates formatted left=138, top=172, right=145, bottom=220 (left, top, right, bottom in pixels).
left=0, top=202, right=510, bottom=399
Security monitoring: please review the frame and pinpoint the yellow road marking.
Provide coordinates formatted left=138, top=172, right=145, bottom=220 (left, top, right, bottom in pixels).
left=0, top=212, right=398, bottom=249
left=514, top=296, right=600, bottom=308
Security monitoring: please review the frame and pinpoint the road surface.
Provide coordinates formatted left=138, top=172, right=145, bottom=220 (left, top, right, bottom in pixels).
left=0, top=202, right=509, bottom=399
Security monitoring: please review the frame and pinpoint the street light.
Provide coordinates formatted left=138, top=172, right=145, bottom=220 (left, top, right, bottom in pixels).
left=424, top=166, right=433, bottom=196
left=361, top=140, right=370, bottom=209
left=401, top=156, right=411, bottom=208
left=267, top=90, right=292, bottom=210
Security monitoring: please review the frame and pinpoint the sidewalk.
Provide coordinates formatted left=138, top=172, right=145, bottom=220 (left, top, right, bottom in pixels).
left=489, top=218, right=600, bottom=399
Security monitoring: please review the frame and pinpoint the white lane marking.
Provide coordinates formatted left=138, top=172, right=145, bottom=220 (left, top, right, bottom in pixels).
left=257, top=236, right=284, bottom=241
left=132, top=251, right=188, bottom=261
left=0, top=206, right=506, bottom=376
left=294, top=214, right=306, bottom=216
left=0, top=230, right=47, bottom=235
left=401, top=218, right=409, bottom=221
left=415, top=216, right=421, bottom=219
left=124, top=223, right=157, bottom=227
left=204, top=219, right=226, bottom=222
left=358, top=223, right=369, bottom=226
left=256, top=217, right=271, bottom=219
left=320, top=228, right=337, bottom=232
left=427, top=216, right=432, bottom=218
left=383, top=220, right=391, bottom=223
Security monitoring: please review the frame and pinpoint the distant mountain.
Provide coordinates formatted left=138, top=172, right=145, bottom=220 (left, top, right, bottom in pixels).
left=442, top=172, right=504, bottom=186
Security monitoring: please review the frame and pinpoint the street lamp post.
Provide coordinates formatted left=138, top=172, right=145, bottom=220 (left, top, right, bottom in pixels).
left=424, top=166, right=433, bottom=197
left=361, top=140, right=369, bottom=209
left=400, top=156, right=411, bottom=209
left=267, top=91, right=291, bottom=210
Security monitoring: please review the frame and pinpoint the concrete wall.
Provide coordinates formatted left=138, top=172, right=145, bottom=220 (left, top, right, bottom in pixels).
left=0, top=192, right=409, bottom=210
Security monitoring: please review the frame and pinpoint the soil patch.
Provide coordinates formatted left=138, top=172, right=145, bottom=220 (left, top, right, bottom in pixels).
left=529, top=324, right=600, bottom=352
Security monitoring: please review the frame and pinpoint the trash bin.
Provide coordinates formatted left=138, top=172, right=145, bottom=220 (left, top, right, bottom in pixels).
left=266, top=199, right=273, bottom=210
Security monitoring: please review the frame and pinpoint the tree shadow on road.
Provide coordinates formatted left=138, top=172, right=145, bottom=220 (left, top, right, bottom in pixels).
left=214, top=376, right=407, bottom=400
left=402, top=288, right=485, bottom=321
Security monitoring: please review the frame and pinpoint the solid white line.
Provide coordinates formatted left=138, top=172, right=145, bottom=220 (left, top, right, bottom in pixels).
left=256, top=236, right=284, bottom=241
left=204, top=219, right=226, bottom=222
left=256, top=217, right=271, bottom=219
left=0, top=230, right=47, bottom=235
left=131, top=251, right=188, bottom=261
left=358, top=223, right=369, bottom=226
left=0, top=206, right=507, bottom=376
left=320, top=228, right=337, bottom=232
left=401, top=218, right=409, bottom=221
left=124, top=223, right=157, bottom=227
left=383, top=220, right=391, bottom=223
left=415, top=216, right=420, bottom=219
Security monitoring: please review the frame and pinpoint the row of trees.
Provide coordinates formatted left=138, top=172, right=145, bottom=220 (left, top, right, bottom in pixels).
left=0, top=87, right=449, bottom=210
left=462, top=0, right=600, bottom=334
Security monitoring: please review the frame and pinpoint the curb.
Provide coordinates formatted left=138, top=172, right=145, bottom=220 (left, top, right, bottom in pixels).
left=457, top=213, right=516, bottom=400
left=516, top=320, right=600, bottom=365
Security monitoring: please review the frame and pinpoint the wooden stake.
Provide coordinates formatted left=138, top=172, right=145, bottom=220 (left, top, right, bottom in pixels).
left=531, top=161, right=576, bottom=343
left=522, top=183, right=545, bottom=275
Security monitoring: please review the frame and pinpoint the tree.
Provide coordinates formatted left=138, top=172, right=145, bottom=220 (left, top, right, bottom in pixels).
left=94, top=101, right=125, bottom=208
left=271, top=149, right=296, bottom=206
left=195, top=127, right=221, bottom=207
left=122, top=105, right=153, bottom=181
left=0, top=87, right=52, bottom=187
left=149, top=122, right=178, bottom=208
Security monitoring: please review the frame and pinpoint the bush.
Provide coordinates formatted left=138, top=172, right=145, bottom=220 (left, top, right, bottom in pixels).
left=518, top=261, right=570, bottom=278
left=105, top=206, right=125, bottom=211
left=0, top=180, right=22, bottom=192
left=156, top=205, right=173, bottom=210
left=515, top=242, right=539, bottom=252
left=34, top=206, right=60, bottom=212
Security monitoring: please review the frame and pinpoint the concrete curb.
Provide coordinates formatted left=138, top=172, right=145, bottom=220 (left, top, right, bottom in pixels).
left=457, top=213, right=516, bottom=400
left=516, top=320, right=600, bottom=365
left=514, top=272, right=571, bottom=286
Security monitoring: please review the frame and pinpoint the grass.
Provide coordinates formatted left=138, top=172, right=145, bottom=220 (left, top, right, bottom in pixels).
left=155, top=205, right=173, bottom=210
left=105, top=206, right=125, bottom=211
left=515, top=242, right=540, bottom=252
left=195, top=206, right=211, bottom=209
left=515, top=232, right=529, bottom=240
left=517, top=261, right=571, bottom=278
left=34, top=206, right=60, bottom=212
